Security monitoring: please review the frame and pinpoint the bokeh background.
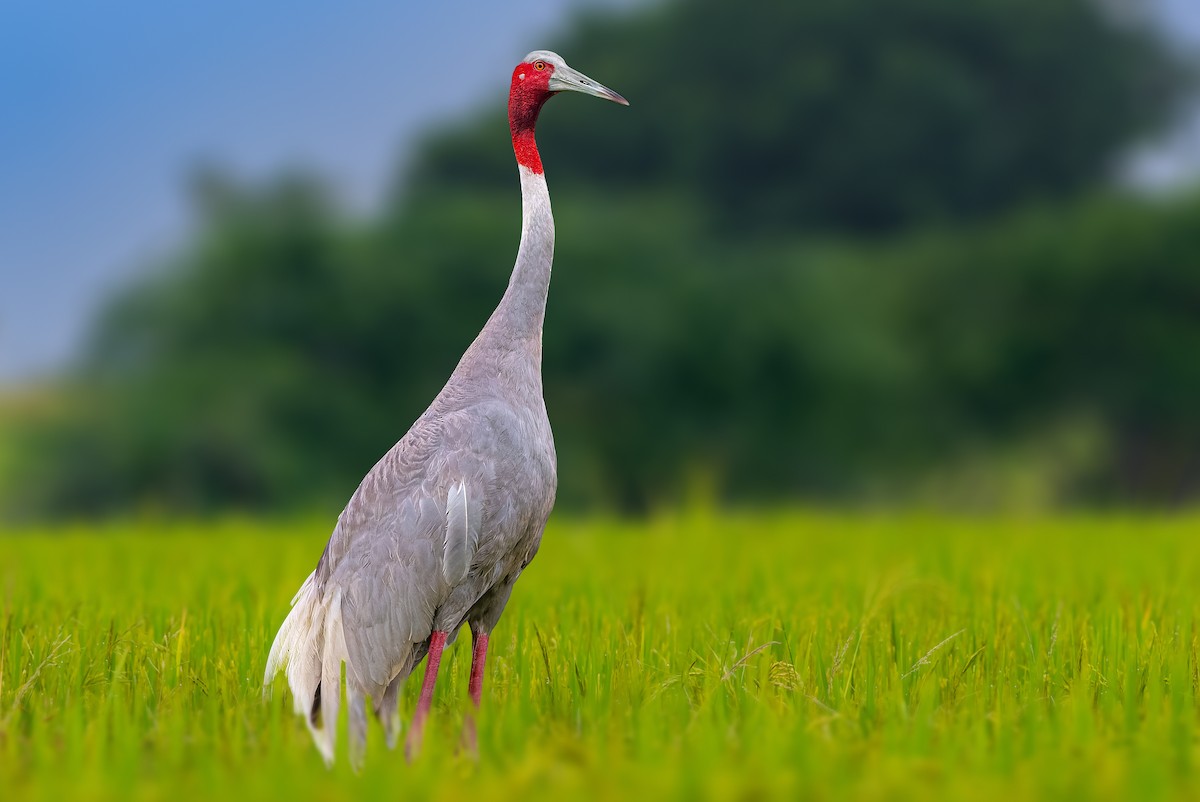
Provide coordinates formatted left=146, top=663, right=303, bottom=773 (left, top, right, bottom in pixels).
left=3, top=0, right=1200, bottom=521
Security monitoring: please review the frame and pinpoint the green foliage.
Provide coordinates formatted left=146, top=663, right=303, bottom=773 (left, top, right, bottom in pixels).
left=409, top=0, right=1187, bottom=233
left=7, top=0, right=1197, bottom=517
left=875, top=193, right=1200, bottom=500
left=22, top=186, right=1200, bottom=514
left=5, top=510, right=1200, bottom=799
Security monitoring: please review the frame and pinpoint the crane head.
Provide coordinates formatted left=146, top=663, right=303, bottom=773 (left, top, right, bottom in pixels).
left=511, top=51, right=628, bottom=117
left=509, top=51, right=625, bottom=173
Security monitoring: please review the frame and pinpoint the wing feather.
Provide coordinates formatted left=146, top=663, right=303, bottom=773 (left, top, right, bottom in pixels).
left=444, top=480, right=474, bottom=583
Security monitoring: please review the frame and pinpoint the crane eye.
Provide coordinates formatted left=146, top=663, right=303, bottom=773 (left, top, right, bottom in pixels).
left=534, top=60, right=546, bottom=71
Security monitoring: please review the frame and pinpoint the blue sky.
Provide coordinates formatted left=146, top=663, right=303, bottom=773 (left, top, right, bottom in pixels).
left=1, top=0, right=1197, bottom=383
left=0, top=0, right=638, bottom=382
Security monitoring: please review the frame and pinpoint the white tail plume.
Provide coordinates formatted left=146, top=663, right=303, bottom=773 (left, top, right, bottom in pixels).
left=264, top=572, right=348, bottom=766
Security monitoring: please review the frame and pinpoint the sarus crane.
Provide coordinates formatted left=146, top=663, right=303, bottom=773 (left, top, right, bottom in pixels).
left=264, top=51, right=628, bottom=765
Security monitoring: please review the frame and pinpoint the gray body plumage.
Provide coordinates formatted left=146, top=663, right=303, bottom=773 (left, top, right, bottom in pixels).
left=265, top=166, right=558, bottom=764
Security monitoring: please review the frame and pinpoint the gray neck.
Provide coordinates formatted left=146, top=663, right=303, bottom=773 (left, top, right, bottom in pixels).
left=434, top=165, right=553, bottom=411
left=480, top=166, right=554, bottom=350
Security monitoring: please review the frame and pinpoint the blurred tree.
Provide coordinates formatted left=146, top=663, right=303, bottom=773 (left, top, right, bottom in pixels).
left=23, top=171, right=374, bottom=511
left=885, top=193, right=1200, bottom=503
left=405, top=0, right=1189, bottom=233
left=8, top=0, right=1198, bottom=517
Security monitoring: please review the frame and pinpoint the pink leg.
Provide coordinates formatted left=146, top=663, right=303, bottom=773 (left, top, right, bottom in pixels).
left=461, top=631, right=490, bottom=755
left=469, top=632, right=490, bottom=707
left=405, top=630, right=448, bottom=760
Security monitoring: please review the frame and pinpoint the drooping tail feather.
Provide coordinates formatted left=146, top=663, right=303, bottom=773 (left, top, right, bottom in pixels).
left=347, top=685, right=368, bottom=770
left=374, top=673, right=405, bottom=750
left=264, top=572, right=348, bottom=765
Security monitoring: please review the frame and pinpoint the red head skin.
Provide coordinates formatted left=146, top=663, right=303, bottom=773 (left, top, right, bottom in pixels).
left=510, top=59, right=556, bottom=174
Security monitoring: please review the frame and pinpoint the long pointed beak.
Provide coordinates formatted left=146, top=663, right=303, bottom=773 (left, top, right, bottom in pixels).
left=549, top=64, right=629, bottom=106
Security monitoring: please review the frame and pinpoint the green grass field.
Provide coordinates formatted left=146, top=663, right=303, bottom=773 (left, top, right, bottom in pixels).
left=4, top=509, right=1200, bottom=800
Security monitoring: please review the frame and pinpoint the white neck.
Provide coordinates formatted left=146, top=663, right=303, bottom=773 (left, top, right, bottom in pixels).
left=482, top=165, right=554, bottom=347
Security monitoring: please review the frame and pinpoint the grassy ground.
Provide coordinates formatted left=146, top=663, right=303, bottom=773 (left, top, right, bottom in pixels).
left=3, top=508, right=1200, bottom=801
